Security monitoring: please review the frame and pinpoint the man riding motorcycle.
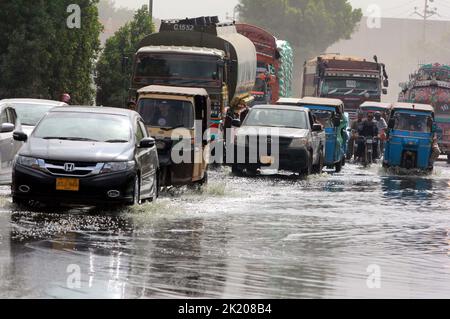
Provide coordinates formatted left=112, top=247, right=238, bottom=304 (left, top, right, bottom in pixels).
left=347, top=111, right=365, bottom=160
left=356, top=112, right=379, bottom=163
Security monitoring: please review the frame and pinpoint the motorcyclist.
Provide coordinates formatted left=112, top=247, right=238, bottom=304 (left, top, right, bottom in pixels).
left=347, top=111, right=365, bottom=160
left=356, top=112, right=379, bottom=162
left=374, top=111, right=387, bottom=157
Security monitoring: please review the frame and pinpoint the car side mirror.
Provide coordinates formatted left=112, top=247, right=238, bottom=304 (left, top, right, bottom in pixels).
left=388, top=119, right=395, bottom=129
left=139, top=137, right=155, bottom=148
left=382, top=88, right=388, bottom=95
left=1, top=123, right=15, bottom=133
left=232, top=119, right=241, bottom=127
left=13, top=131, right=28, bottom=142
left=312, top=124, right=323, bottom=132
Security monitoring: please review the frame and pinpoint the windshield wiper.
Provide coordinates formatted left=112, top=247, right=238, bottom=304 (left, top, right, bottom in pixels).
left=42, top=137, right=99, bottom=142
left=105, top=139, right=128, bottom=143
left=160, top=125, right=185, bottom=131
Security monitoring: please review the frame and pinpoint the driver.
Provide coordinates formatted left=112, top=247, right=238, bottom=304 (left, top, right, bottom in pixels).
left=153, top=104, right=171, bottom=127
left=356, top=112, right=379, bottom=162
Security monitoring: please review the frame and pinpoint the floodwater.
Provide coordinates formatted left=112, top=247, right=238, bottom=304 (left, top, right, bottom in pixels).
left=0, top=161, right=450, bottom=299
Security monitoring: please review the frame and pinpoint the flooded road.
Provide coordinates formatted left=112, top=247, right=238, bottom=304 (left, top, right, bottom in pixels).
left=1, top=161, right=450, bottom=299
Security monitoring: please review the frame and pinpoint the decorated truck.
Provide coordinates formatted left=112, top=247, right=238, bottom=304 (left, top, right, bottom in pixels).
left=302, top=54, right=389, bottom=118
left=130, top=16, right=257, bottom=134
left=399, top=63, right=450, bottom=162
left=236, top=23, right=293, bottom=104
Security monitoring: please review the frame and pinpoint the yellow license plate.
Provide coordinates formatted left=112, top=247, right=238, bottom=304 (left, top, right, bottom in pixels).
left=260, top=156, right=274, bottom=165
left=56, top=178, right=80, bottom=191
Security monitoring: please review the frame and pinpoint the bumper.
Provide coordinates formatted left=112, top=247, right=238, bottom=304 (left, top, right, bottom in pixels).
left=233, top=144, right=310, bottom=171
left=12, top=165, right=136, bottom=206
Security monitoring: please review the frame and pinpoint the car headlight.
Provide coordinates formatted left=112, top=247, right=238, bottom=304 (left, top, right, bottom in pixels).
left=15, top=156, right=44, bottom=170
left=290, top=138, right=308, bottom=148
left=100, top=161, right=135, bottom=174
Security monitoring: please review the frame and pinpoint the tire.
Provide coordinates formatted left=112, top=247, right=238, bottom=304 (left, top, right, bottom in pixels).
left=149, top=171, right=159, bottom=202
left=312, top=148, right=324, bottom=174
left=12, top=196, right=27, bottom=207
left=231, top=165, right=244, bottom=176
left=341, top=157, right=346, bottom=167
left=447, top=154, right=450, bottom=164
left=300, top=153, right=312, bottom=177
left=335, top=160, right=343, bottom=173
left=128, top=176, right=141, bottom=206
left=198, top=171, right=208, bottom=186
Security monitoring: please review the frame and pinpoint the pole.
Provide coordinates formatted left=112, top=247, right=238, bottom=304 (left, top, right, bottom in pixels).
left=149, top=0, right=153, bottom=17
left=423, top=0, right=428, bottom=43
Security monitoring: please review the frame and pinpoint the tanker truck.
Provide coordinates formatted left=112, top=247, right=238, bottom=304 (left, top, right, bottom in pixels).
left=236, top=23, right=294, bottom=104
left=130, top=16, right=257, bottom=133
left=302, top=54, right=389, bottom=118
left=399, top=63, right=450, bottom=163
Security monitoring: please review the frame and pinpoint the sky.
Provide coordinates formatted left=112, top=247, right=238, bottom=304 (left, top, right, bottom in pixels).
left=113, top=0, right=450, bottom=21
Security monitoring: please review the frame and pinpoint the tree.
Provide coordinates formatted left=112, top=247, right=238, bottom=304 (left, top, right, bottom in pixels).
left=95, top=5, right=154, bottom=107
left=0, top=0, right=102, bottom=104
left=238, top=0, right=362, bottom=92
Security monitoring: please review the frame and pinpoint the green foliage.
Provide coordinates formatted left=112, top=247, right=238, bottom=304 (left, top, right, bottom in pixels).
left=0, top=0, right=102, bottom=104
left=95, top=5, right=154, bottom=107
left=238, top=0, right=362, bottom=59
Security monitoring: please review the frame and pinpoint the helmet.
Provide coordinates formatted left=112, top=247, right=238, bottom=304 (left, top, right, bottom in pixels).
left=61, top=93, right=71, bottom=103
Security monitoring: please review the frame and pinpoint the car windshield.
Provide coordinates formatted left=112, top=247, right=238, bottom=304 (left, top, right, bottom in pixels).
left=138, top=98, right=194, bottom=129
left=322, top=78, right=379, bottom=96
left=12, top=103, right=57, bottom=126
left=33, top=112, right=131, bottom=142
left=311, top=110, right=333, bottom=128
left=244, top=109, right=308, bottom=129
left=393, top=113, right=433, bottom=133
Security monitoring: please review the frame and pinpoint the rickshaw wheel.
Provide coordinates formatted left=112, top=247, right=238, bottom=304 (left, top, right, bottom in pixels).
left=447, top=155, right=450, bottom=164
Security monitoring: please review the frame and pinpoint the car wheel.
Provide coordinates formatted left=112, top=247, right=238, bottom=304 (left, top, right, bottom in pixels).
left=300, top=154, right=312, bottom=177
left=149, top=171, right=159, bottom=202
left=312, top=148, right=324, bottom=174
left=231, top=165, right=244, bottom=176
left=129, top=176, right=141, bottom=206
left=12, top=196, right=27, bottom=207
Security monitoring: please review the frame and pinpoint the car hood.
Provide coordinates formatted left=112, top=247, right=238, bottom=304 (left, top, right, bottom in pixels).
left=19, top=138, right=134, bottom=162
left=237, top=126, right=309, bottom=138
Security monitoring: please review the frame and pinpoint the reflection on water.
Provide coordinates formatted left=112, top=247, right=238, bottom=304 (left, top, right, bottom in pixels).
left=0, top=163, right=449, bottom=298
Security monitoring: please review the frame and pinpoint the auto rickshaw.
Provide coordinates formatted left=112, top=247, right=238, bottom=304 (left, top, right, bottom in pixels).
left=383, top=103, right=436, bottom=171
left=136, top=85, right=211, bottom=187
left=277, top=97, right=348, bottom=172
left=359, top=102, right=391, bottom=120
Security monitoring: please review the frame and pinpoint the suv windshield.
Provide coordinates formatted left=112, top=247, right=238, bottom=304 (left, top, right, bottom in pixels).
left=393, top=113, right=433, bottom=133
left=13, top=103, right=56, bottom=126
left=138, top=98, right=194, bottom=129
left=244, top=109, right=308, bottom=129
left=34, top=112, right=131, bottom=142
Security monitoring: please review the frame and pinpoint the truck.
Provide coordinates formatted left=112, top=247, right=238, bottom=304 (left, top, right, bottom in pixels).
left=302, top=54, right=389, bottom=118
left=130, top=16, right=257, bottom=135
left=235, top=23, right=293, bottom=104
left=399, top=63, right=450, bottom=163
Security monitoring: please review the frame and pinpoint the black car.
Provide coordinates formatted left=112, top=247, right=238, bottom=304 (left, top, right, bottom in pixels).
left=12, top=107, right=159, bottom=207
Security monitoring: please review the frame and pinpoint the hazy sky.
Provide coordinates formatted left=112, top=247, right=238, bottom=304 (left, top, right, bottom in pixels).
left=113, top=0, right=450, bottom=21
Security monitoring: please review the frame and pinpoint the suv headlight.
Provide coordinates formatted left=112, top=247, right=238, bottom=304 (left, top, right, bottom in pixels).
left=101, top=161, right=135, bottom=174
left=290, top=138, right=308, bottom=148
left=16, top=156, right=44, bottom=170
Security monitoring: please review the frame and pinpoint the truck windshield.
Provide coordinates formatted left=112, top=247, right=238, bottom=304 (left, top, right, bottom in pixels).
left=393, top=113, right=433, bottom=133
left=138, top=98, right=194, bottom=129
left=135, top=54, right=219, bottom=80
left=244, top=109, right=308, bottom=129
left=322, top=78, right=379, bottom=96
